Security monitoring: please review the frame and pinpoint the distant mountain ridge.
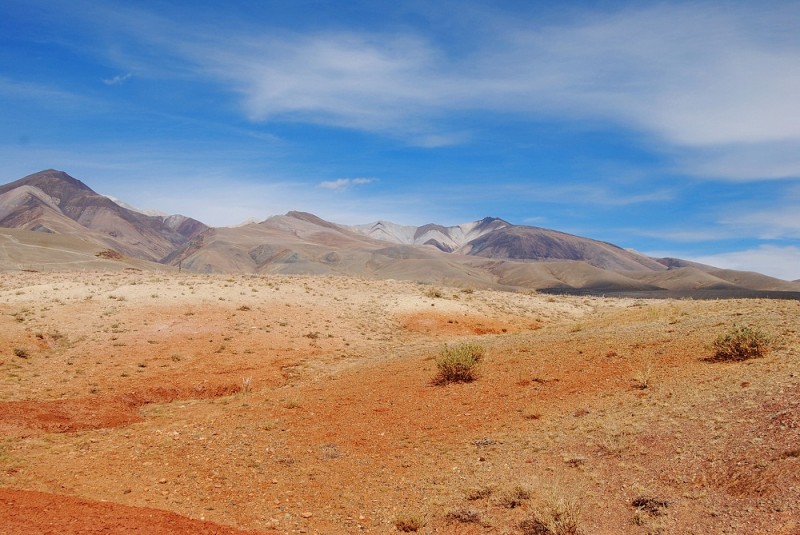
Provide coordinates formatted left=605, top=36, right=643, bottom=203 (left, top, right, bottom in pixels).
left=347, top=217, right=510, bottom=252
left=347, top=217, right=666, bottom=272
left=1, top=170, right=798, bottom=296
left=0, top=170, right=207, bottom=261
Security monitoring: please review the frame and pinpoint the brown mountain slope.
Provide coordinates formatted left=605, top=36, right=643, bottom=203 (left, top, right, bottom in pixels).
left=166, top=217, right=484, bottom=283
left=350, top=217, right=667, bottom=272
left=0, top=228, right=173, bottom=272
left=656, top=257, right=800, bottom=292
left=167, top=213, right=696, bottom=292
left=461, top=225, right=666, bottom=271
left=0, top=170, right=206, bottom=261
left=2, top=171, right=798, bottom=294
left=484, top=260, right=663, bottom=291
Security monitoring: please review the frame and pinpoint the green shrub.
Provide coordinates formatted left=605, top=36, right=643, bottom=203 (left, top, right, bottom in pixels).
left=434, top=343, right=484, bottom=384
left=711, top=325, right=771, bottom=361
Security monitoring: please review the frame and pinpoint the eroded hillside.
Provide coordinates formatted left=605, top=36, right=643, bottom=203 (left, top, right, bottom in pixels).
left=0, top=272, right=798, bottom=534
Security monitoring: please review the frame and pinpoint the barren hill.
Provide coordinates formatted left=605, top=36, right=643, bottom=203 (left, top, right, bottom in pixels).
left=0, top=170, right=206, bottom=261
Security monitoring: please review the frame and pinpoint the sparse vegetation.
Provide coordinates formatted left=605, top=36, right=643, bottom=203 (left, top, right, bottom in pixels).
left=446, top=508, right=482, bottom=524
left=500, top=485, right=531, bottom=508
left=465, top=485, right=495, bottom=501
left=631, top=496, right=669, bottom=516
left=394, top=514, right=425, bottom=532
left=13, top=347, right=29, bottom=359
left=711, top=325, right=771, bottom=361
left=425, top=287, right=443, bottom=298
left=520, top=492, right=581, bottom=535
left=632, top=357, right=653, bottom=389
left=434, top=342, right=485, bottom=384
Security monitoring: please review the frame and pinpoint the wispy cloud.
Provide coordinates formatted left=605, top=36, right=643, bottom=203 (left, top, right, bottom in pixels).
left=677, top=141, right=800, bottom=181
left=719, top=205, right=800, bottom=240
left=318, top=177, right=375, bottom=190
left=103, top=73, right=132, bottom=86
left=689, top=245, right=800, bottom=281
left=495, top=183, right=675, bottom=207
left=165, top=3, right=800, bottom=175
left=633, top=228, right=737, bottom=243
left=0, top=76, right=90, bottom=108
left=40, top=2, right=800, bottom=178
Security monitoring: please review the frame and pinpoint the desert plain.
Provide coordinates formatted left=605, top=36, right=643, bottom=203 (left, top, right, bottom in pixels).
left=0, top=270, right=798, bottom=534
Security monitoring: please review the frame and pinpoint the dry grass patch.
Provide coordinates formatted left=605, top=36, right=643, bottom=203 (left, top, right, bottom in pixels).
left=433, top=342, right=485, bottom=384
left=394, top=513, right=425, bottom=532
left=500, top=485, right=531, bottom=509
left=519, top=492, right=582, bottom=535
left=709, top=325, right=771, bottom=361
left=445, top=507, right=482, bottom=524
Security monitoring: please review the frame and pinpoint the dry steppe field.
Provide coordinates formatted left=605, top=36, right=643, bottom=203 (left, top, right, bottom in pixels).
left=0, top=271, right=798, bottom=534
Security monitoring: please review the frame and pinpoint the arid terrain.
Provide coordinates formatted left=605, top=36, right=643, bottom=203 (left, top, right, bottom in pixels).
left=1, top=271, right=798, bottom=534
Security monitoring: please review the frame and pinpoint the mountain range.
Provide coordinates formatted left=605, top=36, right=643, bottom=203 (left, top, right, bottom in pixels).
left=1, top=169, right=798, bottom=296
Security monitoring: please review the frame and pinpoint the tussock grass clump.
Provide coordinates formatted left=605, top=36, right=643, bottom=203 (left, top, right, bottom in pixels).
left=465, top=485, right=495, bottom=501
left=446, top=508, right=481, bottom=524
left=425, top=287, right=444, bottom=298
left=394, top=514, right=425, bottom=532
left=631, top=496, right=669, bottom=516
left=519, top=493, right=582, bottom=535
left=711, top=325, right=771, bottom=361
left=500, top=486, right=531, bottom=509
left=434, top=343, right=485, bottom=384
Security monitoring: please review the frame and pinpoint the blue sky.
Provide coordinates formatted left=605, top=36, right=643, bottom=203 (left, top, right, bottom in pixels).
left=2, top=1, right=800, bottom=280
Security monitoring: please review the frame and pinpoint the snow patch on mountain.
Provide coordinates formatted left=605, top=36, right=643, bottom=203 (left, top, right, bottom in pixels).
left=103, top=195, right=168, bottom=217
left=346, top=217, right=510, bottom=252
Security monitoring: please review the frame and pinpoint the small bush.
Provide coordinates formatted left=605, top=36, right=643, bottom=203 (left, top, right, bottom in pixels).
left=394, top=514, right=425, bottom=532
left=520, top=492, right=582, bottom=535
left=425, top=287, right=444, bottom=298
left=446, top=508, right=481, bottom=524
left=631, top=496, right=669, bottom=516
left=14, top=347, right=29, bottom=359
left=500, top=486, right=531, bottom=509
left=434, top=343, right=485, bottom=384
left=465, top=485, right=495, bottom=501
left=711, top=325, right=770, bottom=361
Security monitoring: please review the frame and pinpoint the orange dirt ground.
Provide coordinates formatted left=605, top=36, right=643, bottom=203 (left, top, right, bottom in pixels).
left=0, top=271, right=798, bottom=534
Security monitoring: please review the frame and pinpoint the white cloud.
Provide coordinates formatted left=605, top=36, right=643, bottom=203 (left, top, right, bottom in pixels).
left=103, top=73, right=132, bottom=86
left=17, top=2, right=800, bottom=177
left=634, top=229, right=737, bottom=243
left=497, top=183, right=675, bottom=207
left=677, top=141, right=800, bottom=180
left=318, top=177, right=375, bottom=190
left=689, top=245, right=800, bottom=281
left=167, top=3, right=800, bottom=174
left=714, top=191, right=800, bottom=239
